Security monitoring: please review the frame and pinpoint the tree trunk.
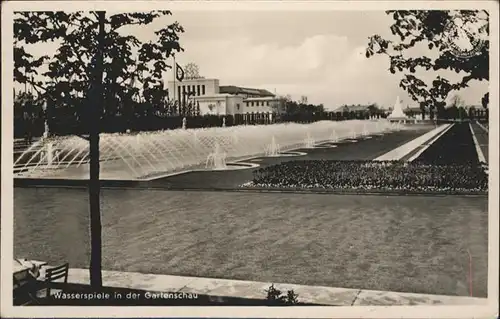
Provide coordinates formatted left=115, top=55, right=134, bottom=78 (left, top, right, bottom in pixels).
left=89, top=11, right=106, bottom=288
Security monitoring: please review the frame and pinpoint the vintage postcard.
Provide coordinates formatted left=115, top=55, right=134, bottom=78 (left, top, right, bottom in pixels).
left=1, top=0, right=498, bottom=318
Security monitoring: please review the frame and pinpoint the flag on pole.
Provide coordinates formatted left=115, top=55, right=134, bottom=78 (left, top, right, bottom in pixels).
left=176, top=63, right=185, bottom=82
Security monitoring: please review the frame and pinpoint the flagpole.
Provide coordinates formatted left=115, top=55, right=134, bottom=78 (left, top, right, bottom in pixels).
left=173, top=55, right=176, bottom=106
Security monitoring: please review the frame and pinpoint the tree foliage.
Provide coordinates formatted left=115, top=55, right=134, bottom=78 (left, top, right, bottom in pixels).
left=284, top=99, right=324, bottom=115
left=366, top=10, right=489, bottom=110
left=450, top=94, right=464, bottom=108
left=14, top=10, right=185, bottom=289
left=481, top=92, right=489, bottom=108
left=14, top=11, right=185, bottom=121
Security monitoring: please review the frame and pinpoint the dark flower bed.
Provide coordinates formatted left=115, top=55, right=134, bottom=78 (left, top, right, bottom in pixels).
left=414, top=122, right=484, bottom=165
left=247, top=160, right=487, bottom=193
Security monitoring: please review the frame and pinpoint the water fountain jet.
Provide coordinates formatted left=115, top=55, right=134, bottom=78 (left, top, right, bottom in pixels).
left=330, top=129, right=338, bottom=142
left=15, top=120, right=392, bottom=180
left=265, top=136, right=281, bottom=156
left=205, top=143, right=227, bottom=170
left=304, top=132, right=315, bottom=148
left=348, top=128, right=358, bottom=142
left=362, top=123, right=372, bottom=139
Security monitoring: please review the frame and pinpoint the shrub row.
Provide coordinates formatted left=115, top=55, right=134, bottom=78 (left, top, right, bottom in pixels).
left=248, top=160, right=487, bottom=193
left=15, top=109, right=386, bottom=138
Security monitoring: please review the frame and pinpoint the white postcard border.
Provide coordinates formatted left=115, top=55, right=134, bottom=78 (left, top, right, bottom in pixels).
left=1, top=1, right=498, bottom=318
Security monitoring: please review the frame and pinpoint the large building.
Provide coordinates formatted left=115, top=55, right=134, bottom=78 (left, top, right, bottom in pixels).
left=167, top=78, right=285, bottom=116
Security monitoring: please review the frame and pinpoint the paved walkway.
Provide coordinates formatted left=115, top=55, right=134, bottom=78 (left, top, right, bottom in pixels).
left=405, top=123, right=454, bottom=161
left=374, top=124, right=451, bottom=161
left=64, top=268, right=487, bottom=306
left=476, top=122, right=489, bottom=133
left=471, top=123, right=489, bottom=164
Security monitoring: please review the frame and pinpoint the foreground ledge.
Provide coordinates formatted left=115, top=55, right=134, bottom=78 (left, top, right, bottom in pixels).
left=13, top=178, right=488, bottom=197
left=51, top=268, right=488, bottom=306
left=238, top=185, right=487, bottom=196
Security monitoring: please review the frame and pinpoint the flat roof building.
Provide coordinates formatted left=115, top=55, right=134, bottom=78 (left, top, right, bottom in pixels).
left=167, top=78, right=285, bottom=116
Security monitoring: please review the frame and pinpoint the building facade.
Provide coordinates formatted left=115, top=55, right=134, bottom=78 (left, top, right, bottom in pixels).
left=167, top=78, right=219, bottom=108
left=167, top=78, right=285, bottom=116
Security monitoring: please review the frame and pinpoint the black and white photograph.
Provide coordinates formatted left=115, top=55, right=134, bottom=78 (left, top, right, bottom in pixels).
left=1, top=1, right=498, bottom=318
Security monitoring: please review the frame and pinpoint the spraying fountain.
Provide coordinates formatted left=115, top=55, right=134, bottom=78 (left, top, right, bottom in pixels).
left=304, top=132, right=315, bottom=148
left=43, top=121, right=49, bottom=138
left=306, top=129, right=339, bottom=149
left=362, top=123, right=372, bottom=139
left=330, top=129, right=338, bottom=143
left=348, top=128, right=358, bottom=142
left=40, top=113, right=57, bottom=166
left=232, top=132, right=239, bottom=145
left=265, top=136, right=281, bottom=156
left=193, top=131, right=198, bottom=146
left=396, top=121, right=404, bottom=131
left=373, top=121, right=384, bottom=136
left=14, top=120, right=396, bottom=180
left=205, top=143, right=227, bottom=170
left=264, top=136, right=307, bottom=156
left=382, top=121, right=391, bottom=133
left=44, top=142, right=55, bottom=166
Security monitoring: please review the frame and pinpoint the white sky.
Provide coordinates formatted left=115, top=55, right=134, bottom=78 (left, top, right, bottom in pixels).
left=20, top=10, right=488, bottom=110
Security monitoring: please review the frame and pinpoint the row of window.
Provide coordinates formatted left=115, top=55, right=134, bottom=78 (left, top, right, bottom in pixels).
left=246, top=101, right=271, bottom=107
left=177, top=84, right=206, bottom=100
left=240, top=111, right=275, bottom=115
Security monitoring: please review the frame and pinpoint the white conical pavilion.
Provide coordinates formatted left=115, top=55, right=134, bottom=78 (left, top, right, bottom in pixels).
left=388, top=96, right=408, bottom=121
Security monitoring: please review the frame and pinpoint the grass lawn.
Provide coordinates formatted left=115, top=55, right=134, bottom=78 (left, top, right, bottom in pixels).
left=14, top=188, right=488, bottom=297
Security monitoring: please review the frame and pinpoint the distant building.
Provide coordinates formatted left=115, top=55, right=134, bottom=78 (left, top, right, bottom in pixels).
left=167, top=77, right=219, bottom=108
left=333, top=105, right=371, bottom=114
left=462, top=105, right=481, bottom=110
left=219, top=85, right=275, bottom=98
left=334, top=104, right=424, bottom=117
left=167, top=78, right=285, bottom=116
